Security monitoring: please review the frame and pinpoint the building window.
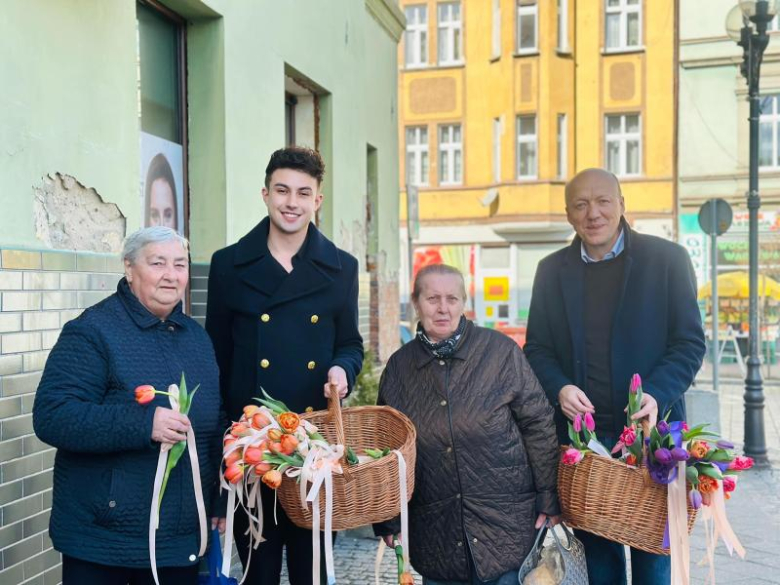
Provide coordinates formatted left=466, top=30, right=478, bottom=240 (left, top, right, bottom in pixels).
left=285, top=93, right=297, bottom=146
left=493, top=117, right=502, bottom=183
left=405, top=5, right=428, bottom=67
left=605, top=0, right=641, bottom=51
left=439, top=124, right=463, bottom=185
left=137, top=1, right=187, bottom=235
left=516, top=1, right=538, bottom=54
left=558, top=0, right=569, bottom=52
left=492, top=0, right=501, bottom=59
left=605, top=113, right=641, bottom=176
left=760, top=95, right=780, bottom=168
left=516, top=115, right=537, bottom=179
left=406, top=126, right=429, bottom=186
left=438, top=2, right=463, bottom=65
left=557, top=114, right=567, bottom=179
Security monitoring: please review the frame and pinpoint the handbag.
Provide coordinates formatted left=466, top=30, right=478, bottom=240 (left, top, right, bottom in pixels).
left=198, top=529, right=239, bottom=585
left=517, top=521, right=589, bottom=585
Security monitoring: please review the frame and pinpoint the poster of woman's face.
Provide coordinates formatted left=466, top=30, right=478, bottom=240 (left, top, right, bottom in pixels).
left=140, top=132, right=184, bottom=233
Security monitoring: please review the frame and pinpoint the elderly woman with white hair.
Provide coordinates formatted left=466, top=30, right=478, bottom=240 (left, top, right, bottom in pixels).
left=33, top=227, right=224, bottom=585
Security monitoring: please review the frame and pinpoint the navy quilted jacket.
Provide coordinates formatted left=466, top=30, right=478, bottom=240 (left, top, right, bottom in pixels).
left=33, top=279, right=223, bottom=568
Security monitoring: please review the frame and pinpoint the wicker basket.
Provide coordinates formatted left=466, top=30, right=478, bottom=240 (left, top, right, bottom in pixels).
left=557, top=449, right=698, bottom=555
left=278, top=390, right=416, bottom=530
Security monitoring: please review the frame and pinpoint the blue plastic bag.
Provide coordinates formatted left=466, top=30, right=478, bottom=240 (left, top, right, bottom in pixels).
left=198, top=529, right=239, bottom=585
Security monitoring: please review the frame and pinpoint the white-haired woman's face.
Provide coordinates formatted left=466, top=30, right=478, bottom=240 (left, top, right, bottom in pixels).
left=125, top=240, right=188, bottom=320
left=413, top=273, right=465, bottom=343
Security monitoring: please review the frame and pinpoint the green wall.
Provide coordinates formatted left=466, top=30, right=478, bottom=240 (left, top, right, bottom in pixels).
left=1, top=0, right=403, bottom=275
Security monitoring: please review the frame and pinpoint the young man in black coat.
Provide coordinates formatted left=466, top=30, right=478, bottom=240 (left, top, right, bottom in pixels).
left=525, top=168, right=705, bottom=585
left=205, top=147, right=364, bottom=584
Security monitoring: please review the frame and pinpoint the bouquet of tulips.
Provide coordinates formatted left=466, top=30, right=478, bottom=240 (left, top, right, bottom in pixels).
left=561, top=373, right=754, bottom=508
left=221, top=390, right=392, bottom=491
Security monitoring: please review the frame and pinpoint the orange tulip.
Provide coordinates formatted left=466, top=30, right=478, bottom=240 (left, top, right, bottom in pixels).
left=134, top=385, right=156, bottom=405
left=224, top=463, right=244, bottom=484
left=280, top=434, right=299, bottom=455
left=251, top=412, right=271, bottom=430
left=231, top=423, right=249, bottom=437
left=254, top=462, right=272, bottom=475
left=243, top=447, right=264, bottom=466
left=225, top=450, right=241, bottom=466
left=243, top=405, right=260, bottom=420
left=278, top=412, right=301, bottom=433
left=224, top=436, right=237, bottom=447
left=262, top=469, right=282, bottom=489
left=268, top=441, right=283, bottom=454
left=399, top=572, right=414, bottom=585
left=267, top=428, right=283, bottom=442
left=689, top=441, right=710, bottom=460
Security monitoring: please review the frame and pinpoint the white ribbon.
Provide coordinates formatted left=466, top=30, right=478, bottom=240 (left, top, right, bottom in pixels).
left=668, top=461, right=691, bottom=585
left=148, top=388, right=208, bottom=585
left=304, top=445, right=344, bottom=585
left=396, top=450, right=410, bottom=572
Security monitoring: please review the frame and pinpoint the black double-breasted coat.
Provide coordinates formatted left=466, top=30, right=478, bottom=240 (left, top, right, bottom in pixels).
left=205, top=218, right=364, bottom=421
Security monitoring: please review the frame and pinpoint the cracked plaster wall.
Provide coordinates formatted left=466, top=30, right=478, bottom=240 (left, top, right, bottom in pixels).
left=33, top=173, right=126, bottom=253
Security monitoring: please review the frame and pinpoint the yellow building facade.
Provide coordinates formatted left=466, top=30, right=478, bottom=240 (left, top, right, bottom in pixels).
left=398, top=0, right=677, bottom=328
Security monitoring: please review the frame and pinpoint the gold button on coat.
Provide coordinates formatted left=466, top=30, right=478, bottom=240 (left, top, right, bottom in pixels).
left=307, top=361, right=316, bottom=370
left=260, top=359, right=270, bottom=368
left=260, top=314, right=270, bottom=322
left=310, top=315, right=319, bottom=324
left=440, top=399, right=447, bottom=406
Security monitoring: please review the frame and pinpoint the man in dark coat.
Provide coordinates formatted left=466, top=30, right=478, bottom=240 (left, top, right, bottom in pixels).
left=524, top=168, right=705, bottom=585
left=205, top=147, right=363, bottom=585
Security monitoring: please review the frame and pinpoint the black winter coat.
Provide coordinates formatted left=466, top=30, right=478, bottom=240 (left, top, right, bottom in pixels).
left=375, top=322, right=559, bottom=582
left=524, top=222, right=706, bottom=441
left=33, top=279, right=223, bottom=568
left=205, top=218, right=364, bottom=420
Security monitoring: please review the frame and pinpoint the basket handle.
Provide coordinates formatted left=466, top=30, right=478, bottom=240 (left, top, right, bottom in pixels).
left=327, top=383, right=352, bottom=480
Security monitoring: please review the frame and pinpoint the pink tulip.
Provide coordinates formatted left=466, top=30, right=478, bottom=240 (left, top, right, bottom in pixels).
left=584, top=412, right=595, bottom=432
left=573, top=414, right=582, bottom=433
left=629, top=373, right=642, bottom=394
left=562, top=448, right=584, bottom=466
left=619, top=425, right=637, bottom=446
left=722, top=476, right=736, bottom=493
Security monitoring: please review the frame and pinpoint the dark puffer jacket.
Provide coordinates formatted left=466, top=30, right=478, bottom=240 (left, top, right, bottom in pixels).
left=33, top=279, right=223, bottom=568
left=375, top=321, right=559, bottom=582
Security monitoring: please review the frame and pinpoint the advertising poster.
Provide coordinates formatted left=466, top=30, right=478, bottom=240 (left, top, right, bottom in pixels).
left=140, top=132, right=184, bottom=234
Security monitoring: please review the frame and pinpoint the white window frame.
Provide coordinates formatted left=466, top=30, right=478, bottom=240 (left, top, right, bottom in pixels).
left=404, top=5, right=428, bottom=68
left=516, top=1, right=538, bottom=54
left=557, top=113, right=568, bottom=179
left=557, top=0, right=570, bottom=52
left=437, top=2, right=463, bottom=66
left=605, top=113, right=641, bottom=177
left=492, top=0, right=501, bottom=59
left=768, top=15, right=779, bottom=32
left=406, top=126, right=429, bottom=186
left=605, top=0, right=642, bottom=51
left=516, top=115, right=537, bottom=180
left=493, top=117, right=502, bottom=183
left=439, top=124, right=463, bottom=185
left=760, top=95, right=780, bottom=169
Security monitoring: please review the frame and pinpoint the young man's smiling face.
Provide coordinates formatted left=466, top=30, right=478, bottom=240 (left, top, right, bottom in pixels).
left=262, top=168, right=323, bottom=237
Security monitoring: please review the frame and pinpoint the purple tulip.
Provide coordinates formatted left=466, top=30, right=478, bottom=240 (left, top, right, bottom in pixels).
left=629, top=373, right=642, bottom=394
left=716, top=439, right=734, bottom=450
left=654, top=448, right=673, bottom=465
left=671, top=447, right=690, bottom=462
left=657, top=420, right=670, bottom=435
left=584, top=412, right=595, bottom=432
left=573, top=414, right=582, bottom=433
left=689, top=489, right=702, bottom=510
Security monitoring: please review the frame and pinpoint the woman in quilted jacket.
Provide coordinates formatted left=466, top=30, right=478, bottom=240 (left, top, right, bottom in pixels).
left=33, top=227, right=224, bottom=585
left=374, top=264, right=561, bottom=585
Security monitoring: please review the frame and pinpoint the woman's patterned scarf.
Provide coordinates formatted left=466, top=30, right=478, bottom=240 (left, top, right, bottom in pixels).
left=416, top=315, right=467, bottom=359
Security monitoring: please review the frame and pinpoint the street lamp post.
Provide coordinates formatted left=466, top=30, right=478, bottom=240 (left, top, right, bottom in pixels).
left=726, top=0, right=778, bottom=465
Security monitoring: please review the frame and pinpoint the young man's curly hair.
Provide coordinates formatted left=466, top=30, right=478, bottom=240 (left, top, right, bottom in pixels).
left=264, top=147, right=325, bottom=189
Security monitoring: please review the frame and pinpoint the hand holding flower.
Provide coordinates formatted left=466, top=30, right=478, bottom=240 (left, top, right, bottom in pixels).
left=151, top=407, right=190, bottom=445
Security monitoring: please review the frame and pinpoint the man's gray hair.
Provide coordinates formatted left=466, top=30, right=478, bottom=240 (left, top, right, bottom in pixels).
left=122, top=227, right=189, bottom=264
